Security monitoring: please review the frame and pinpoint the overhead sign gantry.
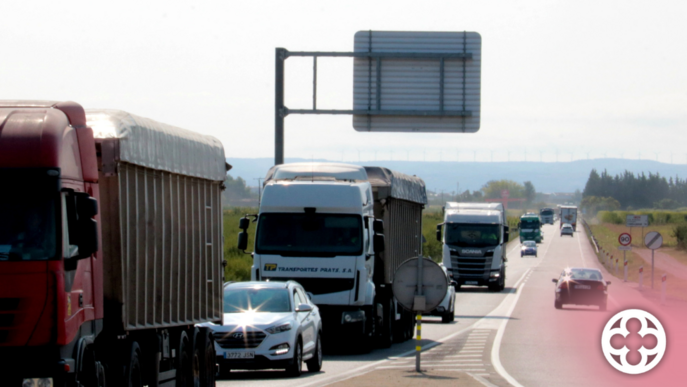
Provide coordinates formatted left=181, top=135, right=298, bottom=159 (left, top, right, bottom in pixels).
left=274, top=30, right=482, bottom=165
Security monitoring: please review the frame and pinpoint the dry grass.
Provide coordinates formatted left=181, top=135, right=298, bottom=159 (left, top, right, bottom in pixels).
left=585, top=221, right=687, bottom=302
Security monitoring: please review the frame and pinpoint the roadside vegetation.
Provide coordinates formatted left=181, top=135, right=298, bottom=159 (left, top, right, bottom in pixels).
left=583, top=212, right=687, bottom=302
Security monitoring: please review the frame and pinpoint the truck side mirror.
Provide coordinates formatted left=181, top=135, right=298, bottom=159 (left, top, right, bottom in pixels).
left=373, top=219, right=384, bottom=234
left=373, top=234, right=385, bottom=253
left=69, top=192, right=99, bottom=260
left=503, top=225, right=509, bottom=243
left=239, top=217, right=250, bottom=230
left=238, top=231, right=248, bottom=251
left=436, top=224, right=442, bottom=242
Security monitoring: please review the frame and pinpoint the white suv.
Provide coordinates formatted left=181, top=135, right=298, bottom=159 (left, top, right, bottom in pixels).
left=199, top=281, right=323, bottom=378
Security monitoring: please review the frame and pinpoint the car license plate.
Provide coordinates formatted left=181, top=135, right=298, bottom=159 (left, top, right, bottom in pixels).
left=224, top=351, right=255, bottom=359
left=574, top=285, right=591, bottom=290
left=465, top=281, right=478, bottom=285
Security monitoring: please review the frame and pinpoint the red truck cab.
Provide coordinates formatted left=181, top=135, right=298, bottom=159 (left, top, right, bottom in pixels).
left=0, top=101, right=102, bottom=384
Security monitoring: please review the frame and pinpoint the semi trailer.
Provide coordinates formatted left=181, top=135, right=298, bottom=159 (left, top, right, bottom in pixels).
left=241, top=163, right=426, bottom=350
left=0, top=101, right=227, bottom=386
left=559, top=206, right=578, bottom=231
left=437, top=202, right=509, bottom=292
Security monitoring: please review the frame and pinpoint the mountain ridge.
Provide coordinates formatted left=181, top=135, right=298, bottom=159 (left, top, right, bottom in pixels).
left=225, top=158, right=687, bottom=193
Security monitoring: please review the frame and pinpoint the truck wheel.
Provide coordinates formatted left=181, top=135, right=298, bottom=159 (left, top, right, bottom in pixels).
left=554, top=300, right=562, bottom=309
left=190, top=328, right=202, bottom=387
left=124, top=342, right=143, bottom=387
left=285, top=339, right=303, bottom=377
left=199, top=329, right=216, bottom=386
left=176, top=332, right=191, bottom=387
left=378, top=299, right=394, bottom=348
left=306, top=332, right=323, bottom=372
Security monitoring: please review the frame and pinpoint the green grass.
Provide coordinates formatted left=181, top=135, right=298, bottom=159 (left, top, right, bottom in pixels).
left=584, top=218, right=687, bottom=302
left=223, top=207, right=258, bottom=281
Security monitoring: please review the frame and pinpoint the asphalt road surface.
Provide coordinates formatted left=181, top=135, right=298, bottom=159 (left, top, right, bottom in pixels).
left=217, top=223, right=686, bottom=386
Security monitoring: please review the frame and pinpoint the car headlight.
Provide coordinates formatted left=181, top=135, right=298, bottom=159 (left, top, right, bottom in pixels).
left=265, top=322, right=292, bottom=334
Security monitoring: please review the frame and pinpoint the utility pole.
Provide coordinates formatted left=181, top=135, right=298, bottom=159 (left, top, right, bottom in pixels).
left=254, top=178, right=263, bottom=204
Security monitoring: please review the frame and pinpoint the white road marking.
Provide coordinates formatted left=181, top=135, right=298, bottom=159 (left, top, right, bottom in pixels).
left=468, top=372, right=501, bottom=387
left=316, top=268, right=533, bottom=387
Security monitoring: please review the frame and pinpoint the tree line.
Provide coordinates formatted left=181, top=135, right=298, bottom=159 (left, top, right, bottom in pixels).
left=582, top=169, right=687, bottom=210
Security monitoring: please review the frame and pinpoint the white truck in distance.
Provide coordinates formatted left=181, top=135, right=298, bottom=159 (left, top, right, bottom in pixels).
left=239, top=163, right=426, bottom=350
left=559, top=205, right=578, bottom=231
left=437, top=202, right=509, bottom=292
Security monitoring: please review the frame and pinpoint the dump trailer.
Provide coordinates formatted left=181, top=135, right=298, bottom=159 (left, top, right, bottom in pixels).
left=246, top=163, right=425, bottom=351
left=0, top=102, right=226, bottom=387
left=365, top=166, right=427, bottom=346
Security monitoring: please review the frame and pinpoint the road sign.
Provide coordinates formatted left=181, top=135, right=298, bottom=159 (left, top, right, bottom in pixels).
left=618, top=246, right=632, bottom=251
left=392, top=257, right=448, bottom=313
left=644, top=232, right=663, bottom=250
left=626, top=215, right=648, bottom=228
left=501, top=189, right=510, bottom=199
left=618, top=233, right=632, bottom=246
left=353, top=31, right=482, bottom=133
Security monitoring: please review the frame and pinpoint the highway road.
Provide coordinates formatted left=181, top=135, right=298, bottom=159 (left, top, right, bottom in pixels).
left=217, top=223, right=687, bottom=386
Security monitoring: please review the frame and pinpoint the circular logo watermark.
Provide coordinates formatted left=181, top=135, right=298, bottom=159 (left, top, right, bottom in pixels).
left=601, top=309, right=666, bottom=374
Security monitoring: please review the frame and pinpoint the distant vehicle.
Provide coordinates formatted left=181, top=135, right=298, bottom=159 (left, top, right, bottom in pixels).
left=519, top=213, right=542, bottom=243
left=423, top=264, right=456, bottom=323
left=539, top=208, right=555, bottom=224
left=552, top=268, right=610, bottom=311
left=521, top=240, right=538, bottom=257
left=561, top=223, right=574, bottom=236
left=438, top=202, right=509, bottom=292
left=202, top=281, right=323, bottom=378
left=559, top=205, right=578, bottom=231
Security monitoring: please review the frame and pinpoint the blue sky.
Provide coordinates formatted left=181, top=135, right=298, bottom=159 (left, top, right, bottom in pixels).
left=2, top=1, right=685, bottom=163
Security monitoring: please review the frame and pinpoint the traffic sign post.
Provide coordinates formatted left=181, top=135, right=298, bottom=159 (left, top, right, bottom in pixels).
left=393, top=257, right=448, bottom=372
left=644, top=232, right=663, bottom=289
left=661, top=274, right=667, bottom=305
left=619, top=233, right=632, bottom=282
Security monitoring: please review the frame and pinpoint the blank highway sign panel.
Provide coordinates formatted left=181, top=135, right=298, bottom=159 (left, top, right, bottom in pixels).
left=353, top=31, right=482, bottom=133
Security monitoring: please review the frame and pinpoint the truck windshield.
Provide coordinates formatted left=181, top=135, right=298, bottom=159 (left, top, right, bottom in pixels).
left=445, top=224, right=500, bottom=247
left=223, top=288, right=291, bottom=313
left=0, top=171, right=59, bottom=261
left=256, top=213, right=363, bottom=257
left=540, top=210, right=553, bottom=216
left=521, top=219, right=540, bottom=229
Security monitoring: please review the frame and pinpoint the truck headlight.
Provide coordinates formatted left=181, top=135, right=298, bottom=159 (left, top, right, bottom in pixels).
left=490, top=271, right=500, bottom=278
left=341, top=310, right=365, bottom=324
left=265, top=322, right=292, bottom=334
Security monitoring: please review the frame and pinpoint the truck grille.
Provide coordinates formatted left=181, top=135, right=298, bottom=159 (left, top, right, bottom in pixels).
left=263, top=277, right=354, bottom=295
left=213, top=331, right=267, bottom=349
left=450, top=252, right=492, bottom=279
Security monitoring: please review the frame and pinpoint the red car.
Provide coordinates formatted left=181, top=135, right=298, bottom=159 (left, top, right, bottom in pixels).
left=552, top=268, right=610, bottom=311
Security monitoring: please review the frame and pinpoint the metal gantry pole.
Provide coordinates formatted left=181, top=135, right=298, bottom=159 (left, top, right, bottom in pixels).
left=275, top=48, right=286, bottom=165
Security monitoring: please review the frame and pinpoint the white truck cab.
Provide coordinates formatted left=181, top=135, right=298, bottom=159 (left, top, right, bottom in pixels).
left=437, top=202, right=509, bottom=292
left=238, top=163, right=424, bottom=350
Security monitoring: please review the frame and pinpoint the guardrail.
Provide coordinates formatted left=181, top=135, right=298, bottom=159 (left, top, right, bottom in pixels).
left=580, top=217, right=600, bottom=253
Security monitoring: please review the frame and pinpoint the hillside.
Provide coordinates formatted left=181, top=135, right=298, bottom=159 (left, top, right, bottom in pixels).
left=225, top=158, right=687, bottom=194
